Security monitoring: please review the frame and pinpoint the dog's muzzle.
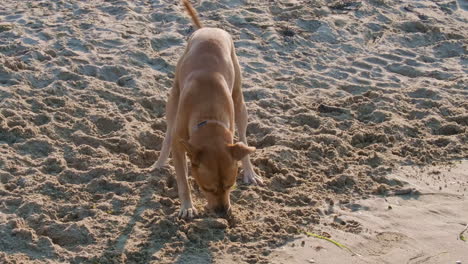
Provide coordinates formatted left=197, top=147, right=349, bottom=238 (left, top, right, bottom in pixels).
left=214, top=205, right=232, bottom=217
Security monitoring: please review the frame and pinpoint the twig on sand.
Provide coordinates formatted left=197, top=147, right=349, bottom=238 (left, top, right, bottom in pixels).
left=304, top=231, right=361, bottom=257
left=459, top=224, right=468, bottom=242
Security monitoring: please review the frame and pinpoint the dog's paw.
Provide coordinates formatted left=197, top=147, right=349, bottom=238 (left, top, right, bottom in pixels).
left=178, top=206, right=198, bottom=219
left=155, top=159, right=167, bottom=169
left=147, top=160, right=166, bottom=172
left=243, top=169, right=263, bottom=185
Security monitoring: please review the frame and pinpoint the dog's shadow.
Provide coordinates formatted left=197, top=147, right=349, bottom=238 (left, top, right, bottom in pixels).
left=96, top=167, right=226, bottom=263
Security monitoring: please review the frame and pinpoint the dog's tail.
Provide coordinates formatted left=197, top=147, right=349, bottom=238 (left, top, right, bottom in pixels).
left=182, top=0, right=203, bottom=29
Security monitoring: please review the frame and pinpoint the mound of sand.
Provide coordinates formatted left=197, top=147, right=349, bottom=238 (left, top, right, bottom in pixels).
left=0, top=0, right=466, bottom=263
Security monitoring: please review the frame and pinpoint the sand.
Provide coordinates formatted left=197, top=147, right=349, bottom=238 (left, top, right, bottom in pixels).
left=267, top=161, right=468, bottom=263
left=0, top=0, right=467, bottom=263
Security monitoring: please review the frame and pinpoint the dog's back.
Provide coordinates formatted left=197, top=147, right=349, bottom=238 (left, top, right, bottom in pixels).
left=180, top=29, right=234, bottom=84
left=180, top=1, right=234, bottom=86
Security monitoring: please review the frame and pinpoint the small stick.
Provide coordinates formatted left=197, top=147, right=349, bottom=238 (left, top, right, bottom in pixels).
left=304, top=231, right=361, bottom=257
left=459, top=224, right=468, bottom=241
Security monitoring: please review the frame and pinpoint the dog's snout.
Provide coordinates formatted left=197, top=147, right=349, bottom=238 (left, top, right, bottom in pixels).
left=214, top=205, right=231, bottom=217
left=214, top=206, right=226, bottom=215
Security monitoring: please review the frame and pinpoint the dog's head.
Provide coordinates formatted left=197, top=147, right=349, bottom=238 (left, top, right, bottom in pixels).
left=180, top=139, right=255, bottom=216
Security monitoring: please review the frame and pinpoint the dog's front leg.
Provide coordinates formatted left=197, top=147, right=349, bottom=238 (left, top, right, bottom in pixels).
left=232, top=52, right=263, bottom=185
left=235, top=102, right=263, bottom=185
left=172, top=145, right=197, bottom=219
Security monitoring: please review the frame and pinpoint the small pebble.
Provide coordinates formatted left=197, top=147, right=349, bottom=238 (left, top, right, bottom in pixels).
left=455, top=261, right=461, bottom=264
left=301, top=241, right=305, bottom=247
left=308, top=259, right=315, bottom=263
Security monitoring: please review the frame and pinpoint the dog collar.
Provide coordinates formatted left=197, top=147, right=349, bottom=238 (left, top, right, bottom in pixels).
left=194, top=120, right=230, bottom=131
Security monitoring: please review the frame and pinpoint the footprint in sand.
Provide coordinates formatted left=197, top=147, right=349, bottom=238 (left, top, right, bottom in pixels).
left=137, top=130, right=163, bottom=150
left=151, top=10, right=181, bottom=23
left=98, top=65, right=130, bottom=82
left=32, top=113, right=51, bottom=126
left=407, top=87, right=441, bottom=100
left=41, top=156, right=66, bottom=174
left=457, top=0, right=468, bottom=10
left=364, top=57, right=388, bottom=66
left=151, top=34, right=183, bottom=51
left=66, top=37, right=91, bottom=52
left=16, top=139, right=54, bottom=158
left=98, top=4, right=130, bottom=17
left=92, top=116, right=124, bottom=135
left=433, top=41, right=466, bottom=58
left=340, top=84, right=370, bottom=95
left=244, top=61, right=268, bottom=74
left=58, top=205, right=96, bottom=222
left=56, top=70, right=82, bottom=82
left=386, top=63, right=424, bottom=78
left=37, top=221, right=95, bottom=248
left=43, top=97, right=66, bottom=108
left=297, top=19, right=322, bottom=32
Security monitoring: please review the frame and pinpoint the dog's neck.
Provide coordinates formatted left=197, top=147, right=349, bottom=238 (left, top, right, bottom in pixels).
left=190, top=119, right=232, bottom=144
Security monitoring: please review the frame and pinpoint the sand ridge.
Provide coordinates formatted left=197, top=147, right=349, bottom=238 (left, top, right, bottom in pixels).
left=0, top=0, right=467, bottom=263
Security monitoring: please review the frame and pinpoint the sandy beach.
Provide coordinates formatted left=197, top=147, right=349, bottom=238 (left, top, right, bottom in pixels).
left=0, top=0, right=467, bottom=263
left=267, top=161, right=468, bottom=263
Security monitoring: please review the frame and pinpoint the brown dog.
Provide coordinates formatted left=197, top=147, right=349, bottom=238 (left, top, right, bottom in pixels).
left=151, top=0, right=262, bottom=219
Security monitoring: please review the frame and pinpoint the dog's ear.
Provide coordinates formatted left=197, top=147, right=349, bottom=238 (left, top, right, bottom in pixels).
left=227, top=142, right=255, bottom=161
left=179, top=139, right=201, bottom=165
